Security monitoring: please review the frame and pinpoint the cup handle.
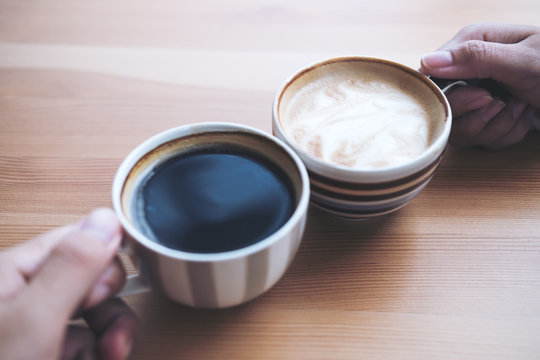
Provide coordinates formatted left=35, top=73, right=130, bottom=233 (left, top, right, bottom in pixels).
left=116, top=240, right=152, bottom=297
left=428, top=76, right=468, bottom=94
left=118, top=274, right=152, bottom=297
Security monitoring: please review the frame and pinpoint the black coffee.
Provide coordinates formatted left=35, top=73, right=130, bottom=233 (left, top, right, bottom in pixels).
left=134, top=145, right=295, bottom=253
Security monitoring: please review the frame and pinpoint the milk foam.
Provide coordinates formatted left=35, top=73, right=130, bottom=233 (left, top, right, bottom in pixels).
left=283, top=71, right=438, bottom=170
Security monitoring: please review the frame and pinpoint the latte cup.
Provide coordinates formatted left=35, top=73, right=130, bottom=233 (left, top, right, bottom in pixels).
left=272, top=56, right=458, bottom=220
left=112, top=123, right=310, bottom=308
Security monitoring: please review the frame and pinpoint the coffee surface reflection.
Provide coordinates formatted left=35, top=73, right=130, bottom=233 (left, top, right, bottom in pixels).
left=133, top=146, right=295, bottom=253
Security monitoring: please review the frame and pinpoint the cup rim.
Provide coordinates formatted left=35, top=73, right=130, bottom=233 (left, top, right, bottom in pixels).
left=272, top=56, right=452, bottom=183
left=112, top=122, right=310, bottom=262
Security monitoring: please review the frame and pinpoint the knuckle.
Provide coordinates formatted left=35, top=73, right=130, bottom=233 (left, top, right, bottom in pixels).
left=466, top=40, right=490, bottom=60
left=464, top=40, right=495, bottom=78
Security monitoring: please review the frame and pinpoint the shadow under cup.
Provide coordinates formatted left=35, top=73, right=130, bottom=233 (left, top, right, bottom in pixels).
left=112, top=123, right=310, bottom=308
left=272, top=57, right=452, bottom=219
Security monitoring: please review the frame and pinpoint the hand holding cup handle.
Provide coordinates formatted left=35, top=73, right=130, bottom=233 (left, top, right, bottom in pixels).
left=420, top=22, right=540, bottom=149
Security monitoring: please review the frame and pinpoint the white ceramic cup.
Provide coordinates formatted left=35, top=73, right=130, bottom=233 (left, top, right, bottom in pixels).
left=273, top=56, right=461, bottom=220
left=112, top=122, right=310, bottom=308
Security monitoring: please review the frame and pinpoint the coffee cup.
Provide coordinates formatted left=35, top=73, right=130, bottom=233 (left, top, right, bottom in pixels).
left=272, top=56, right=456, bottom=220
left=112, top=122, right=310, bottom=308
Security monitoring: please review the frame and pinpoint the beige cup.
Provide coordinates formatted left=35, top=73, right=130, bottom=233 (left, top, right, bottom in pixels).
left=112, top=122, right=310, bottom=308
left=273, top=56, right=456, bottom=220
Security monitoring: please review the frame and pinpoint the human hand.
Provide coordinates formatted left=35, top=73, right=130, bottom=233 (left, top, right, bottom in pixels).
left=0, top=208, right=138, bottom=360
left=420, top=22, right=540, bottom=149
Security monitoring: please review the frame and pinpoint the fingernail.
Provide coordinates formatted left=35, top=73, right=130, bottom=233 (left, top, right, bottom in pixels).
left=467, top=95, right=493, bottom=111
left=421, top=51, right=453, bottom=69
left=80, top=208, right=119, bottom=244
left=481, top=100, right=506, bottom=123
left=511, top=100, right=527, bottom=119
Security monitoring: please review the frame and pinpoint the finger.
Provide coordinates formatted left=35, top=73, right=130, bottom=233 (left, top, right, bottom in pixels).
left=20, top=208, right=122, bottom=323
left=0, top=226, right=75, bottom=299
left=445, top=85, right=493, bottom=117
left=420, top=23, right=540, bottom=79
left=60, top=325, right=97, bottom=360
left=0, top=252, right=26, bottom=300
left=420, top=41, right=527, bottom=82
left=450, top=99, right=506, bottom=146
left=439, top=22, right=539, bottom=49
left=82, top=257, right=126, bottom=310
left=473, top=98, right=527, bottom=146
left=485, top=106, right=535, bottom=150
left=83, top=298, right=138, bottom=360
left=9, top=225, right=74, bottom=270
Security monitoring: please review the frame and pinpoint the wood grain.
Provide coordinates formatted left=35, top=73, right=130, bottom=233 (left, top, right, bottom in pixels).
left=1, top=1, right=539, bottom=359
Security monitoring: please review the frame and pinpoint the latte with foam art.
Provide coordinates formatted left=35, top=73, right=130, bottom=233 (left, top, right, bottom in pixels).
left=280, top=63, right=442, bottom=170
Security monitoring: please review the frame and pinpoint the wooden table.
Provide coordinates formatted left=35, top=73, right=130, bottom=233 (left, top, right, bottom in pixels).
left=1, top=1, right=539, bottom=359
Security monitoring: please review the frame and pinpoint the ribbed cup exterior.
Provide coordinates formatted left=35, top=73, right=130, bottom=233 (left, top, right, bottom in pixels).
left=124, top=217, right=306, bottom=308
left=305, top=156, right=443, bottom=219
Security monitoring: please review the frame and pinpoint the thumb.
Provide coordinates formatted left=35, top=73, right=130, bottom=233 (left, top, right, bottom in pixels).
left=420, top=40, right=526, bottom=84
left=20, top=208, right=122, bottom=323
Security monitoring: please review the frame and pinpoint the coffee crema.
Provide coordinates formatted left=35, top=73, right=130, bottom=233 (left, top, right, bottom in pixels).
left=280, top=63, right=443, bottom=170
